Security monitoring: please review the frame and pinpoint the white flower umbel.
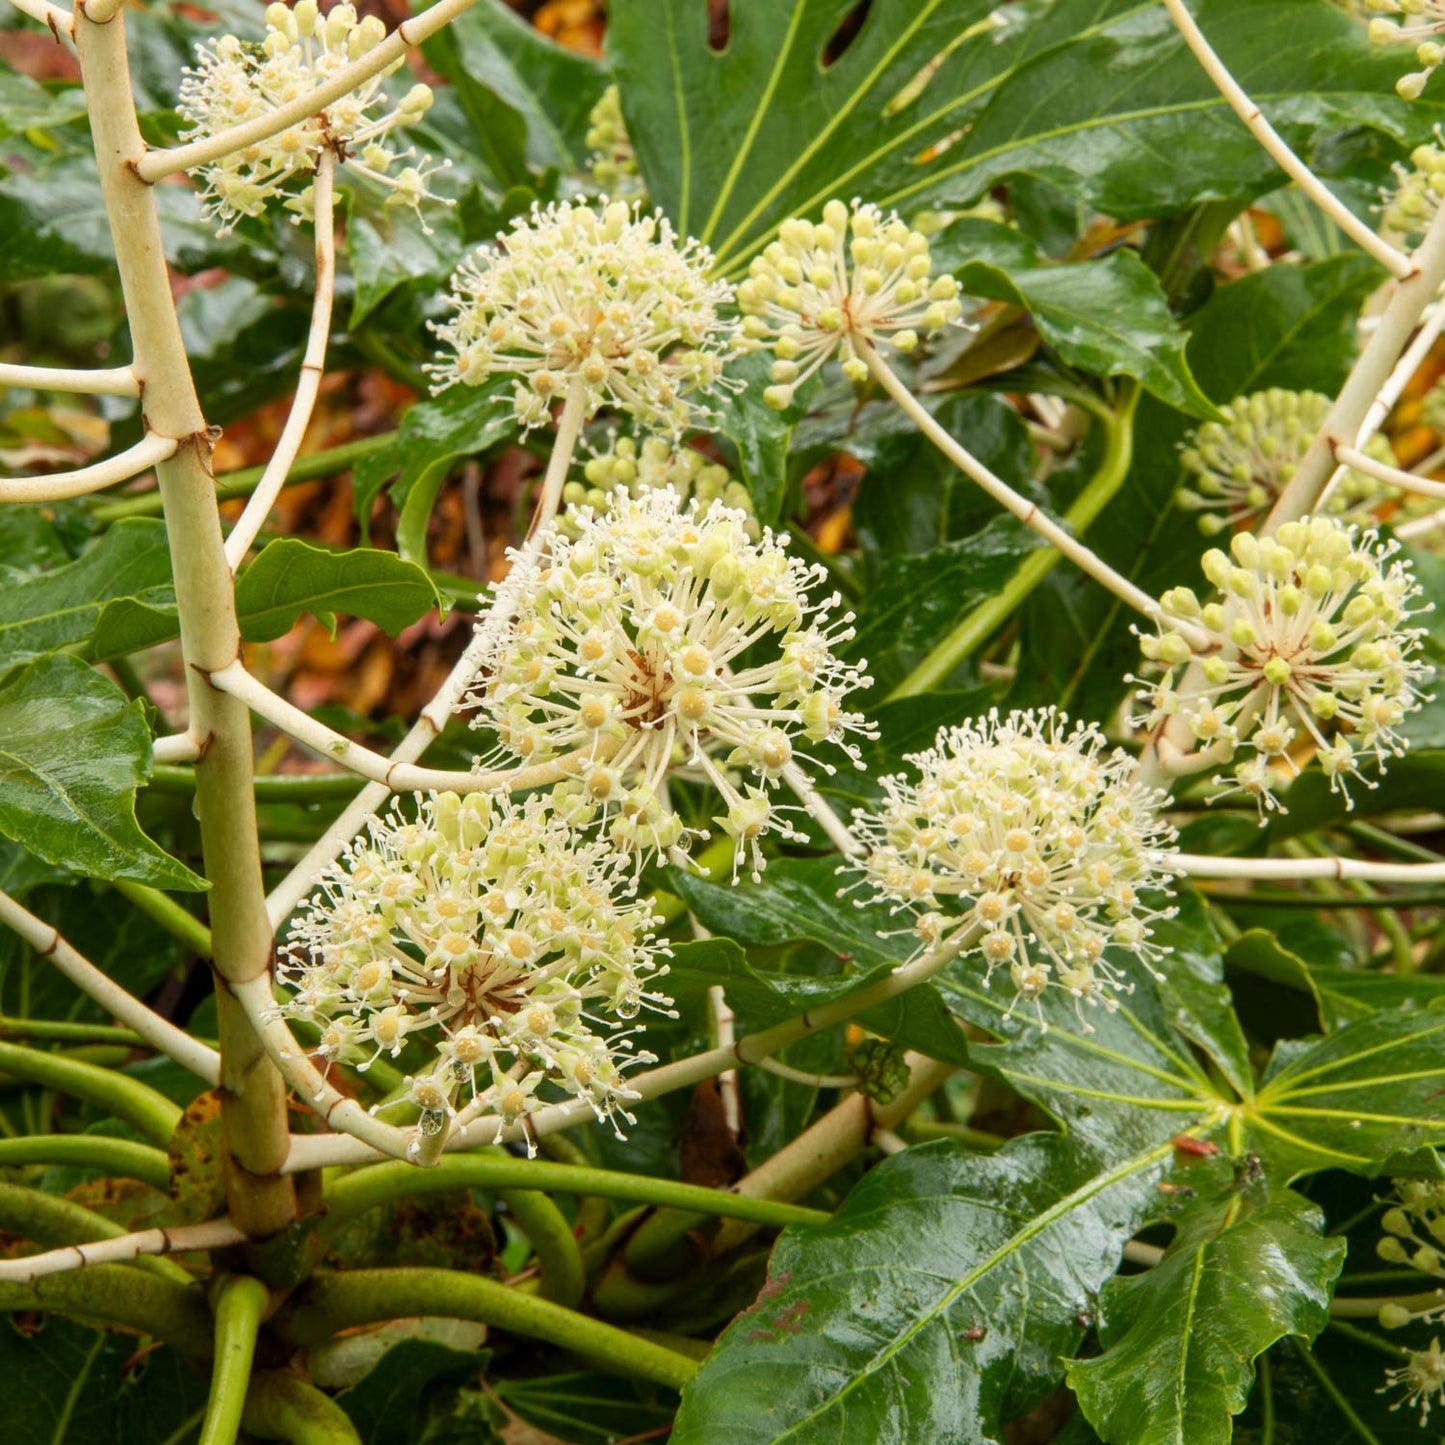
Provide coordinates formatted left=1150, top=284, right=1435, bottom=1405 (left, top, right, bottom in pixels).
left=428, top=200, right=739, bottom=431
left=469, top=488, right=873, bottom=875
left=1135, top=517, right=1433, bottom=814
left=1179, top=389, right=1395, bottom=533
left=1364, top=0, right=1445, bottom=98
left=738, top=198, right=965, bottom=409
left=1374, top=1181, right=1445, bottom=1327
left=278, top=790, right=671, bottom=1150
left=560, top=433, right=759, bottom=539
left=178, top=1, right=444, bottom=232
left=849, top=709, right=1180, bottom=1032
left=585, top=86, right=643, bottom=199
left=1381, top=1341, right=1445, bottom=1424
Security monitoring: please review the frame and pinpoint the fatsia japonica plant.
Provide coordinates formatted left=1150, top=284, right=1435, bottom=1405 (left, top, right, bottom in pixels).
left=8, top=1, right=1445, bottom=1442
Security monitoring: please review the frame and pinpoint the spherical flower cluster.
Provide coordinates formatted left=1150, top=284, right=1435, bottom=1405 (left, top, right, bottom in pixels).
left=1381, top=1340, right=1445, bottom=1424
left=278, top=790, right=671, bottom=1148
left=849, top=709, right=1181, bottom=1033
left=1178, top=390, right=1394, bottom=534
left=585, top=86, right=642, bottom=199
left=1384, top=139, right=1445, bottom=237
left=428, top=200, right=739, bottom=431
left=559, top=433, right=758, bottom=540
left=468, top=488, right=873, bottom=875
left=738, top=199, right=965, bottom=410
left=1363, top=0, right=1445, bottom=99
left=1135, top=518, right=1433, bottom=813
left=178, top=1, right=444, bottom=232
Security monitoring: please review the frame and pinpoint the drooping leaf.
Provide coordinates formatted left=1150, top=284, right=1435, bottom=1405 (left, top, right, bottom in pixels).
left=938, top=219, right=1214, bottom=415
left=0, top=655, right=204, bottom=891
left=1067, top=1187, right=1344, bottom=1445
left=0, top=518, right=172, bottom=666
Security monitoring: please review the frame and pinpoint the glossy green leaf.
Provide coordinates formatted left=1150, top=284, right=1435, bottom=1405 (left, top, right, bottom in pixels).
left=0, top=655, right=203, bottom=891
left=939, top=219, right=1213, bottom=415
left=1067, top=1188, right=1344, bottom=1445
left=346, top=191, right=464, bottom=329
left=0, top=518, right=172, bottom=666
left=336, top=1339, right=488, bottom=1445
left=672, top=1135, right=1175, bottom=1444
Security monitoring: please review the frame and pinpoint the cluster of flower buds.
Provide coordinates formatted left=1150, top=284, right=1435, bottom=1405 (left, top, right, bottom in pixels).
left=179, top=1, right=444, bottom=231
left=846, top=1038, right=912, bottom=1105
left=585, top=86, right=643, bottom=199
left=279, top=791, right=672, bottom=1148
left=429, top=200, right=739, bottom=431
left=1375, top=1181, right=1445, bottom=1421
left=1136, top=517, right=1432, bottom=813
left=1384, top=139, right=1445, bottom=238
left=560, top=433, right=758, bottom=540
left=738, top=199, right=965, bottom=409
left=1177, top=389, right=1395, bottom=533
left=849, top=709, right=1180, bottom=1032
left=1362, top=0, right=1445, bottom=99
left=469, top=488, right=872, bottom=876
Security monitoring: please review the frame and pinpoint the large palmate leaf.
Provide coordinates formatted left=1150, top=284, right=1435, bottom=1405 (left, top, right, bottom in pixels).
left=1067, top=1188, right=1344, bottom=1445
left=0, top=655, right=203, bottom=891
left=672, top=1134, right=1177, bottom=1445
left=609, top=0, right=1435, bottom=276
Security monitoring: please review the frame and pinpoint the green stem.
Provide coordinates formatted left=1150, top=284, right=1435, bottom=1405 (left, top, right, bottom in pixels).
left=0, top=1017, right=146, bottom=1047
left=886, top=383, right=1140, bottom=700
left=901, top=1120, right=1006, bottom=1149
left=149, top=766, right=369, bottom=802
left=0, top=1134, right=171, bottom=1189
left=0, top=1040, right=181, bottom=1146
left=111, top=879, right=213, bottom=958
left=0, top=1181, right=192, bottom=1285
left=89, top=433, right=399, bottom=523
left=242, top=1371, right=362, bottom=1445
left=202, top=1276, right=271, bottom=1445
left=273, top=1269, right=697, bottom=1390
left=538, top=1135, right=608, bottom=1244
left=322, top=1155, right=827, bottom=1235
left=0, top=1264, right=209, bottom=1349
left=1343, top=821, right=1444, bottom=865
left=498, top=1184, right=585, bottom=1308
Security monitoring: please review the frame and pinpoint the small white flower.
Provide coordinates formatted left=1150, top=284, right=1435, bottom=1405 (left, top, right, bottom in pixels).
left=279, top=790, right=671, bottom=1147
left=428, top=199, right=740, bottom=431
left=178, top=1, right=446, bottom=232
left=1178, top=389, right=1395, bottom=533
left=848, top=708, right=1180, bottom=1032
left=585, top=85, right=643, bottom=199
left=468, top=488, right=873, bottom=876
left=1361, top=0, right=1445, bottom=98
left=738, top=198, right=965, bottom=409
left=1381, top=1339, right=1445, bottom=1424
left=1134, top=517, right=1433, bottom=815
left=560, top=432, right=758, bottom=539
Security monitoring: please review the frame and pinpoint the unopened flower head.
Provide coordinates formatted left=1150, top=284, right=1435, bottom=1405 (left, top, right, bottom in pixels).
left=738, top=199, right=965, bottom=410
left=1135, top=517, right=1433, bottom=814
left=1376, top=1181, right=1445, bottom=1332
left=1384, top=138, right=1445, bottom=238
left=1178, top=390, right=1395, bottom=533
left=1381, top=1340, right=1445, bottom=1425
left=428, top=200, right=739, bottom=431
left=849, top=708, right=1180, bottom=1032
left=1362, top=0, right=1445, bottom=99
left=560, top=433, right=758, bottom=540
left=469, top=489, right=873, bottom=876
left=179, top=1, right=445, bottom=232
left=585, top=86, right=643, bottom=199
left=279, top=790, right=671, bottom=1148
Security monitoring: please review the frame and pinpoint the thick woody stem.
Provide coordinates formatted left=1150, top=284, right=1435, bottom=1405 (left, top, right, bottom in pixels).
left=136, top=0, right=482, bottom=183
left=74, top=8, right=294, bottom=1237
left=0, top=362, right=138, bottom=395
left=0, top=432, right=175, bottom=503
left=1159, top=0, right=1411, bottom=278
left=224, top=151, right=336, bottom=569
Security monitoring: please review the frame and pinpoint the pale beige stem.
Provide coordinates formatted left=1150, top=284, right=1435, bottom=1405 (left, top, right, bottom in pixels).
left=1179, top=852, right=1445, bottom=884
left=75, top=8, right=294, bottom=1236
left=1398, top=505, right=1445, bottom=541
left=0, top=362, right=138, bottom=395
left=0, top=433, right=174, bottom=503
left=0, top=1217, right=245, bottom=1284
left=224, top=153, right=336, bottom=569
left=0, top=889, right=221, bottom=1083
left=1334, top=444, right=1445, bottom=501
left=1160, top=0, right=1411, bottom=279
left=152, top=733, right=203, bottom=764
left=4, top=0, right=70, bottom=33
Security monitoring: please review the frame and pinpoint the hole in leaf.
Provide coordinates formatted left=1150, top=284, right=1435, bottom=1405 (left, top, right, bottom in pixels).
left=708, top=0, right=730, bottom=52
left=821, top=0, right=871, bottom=69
